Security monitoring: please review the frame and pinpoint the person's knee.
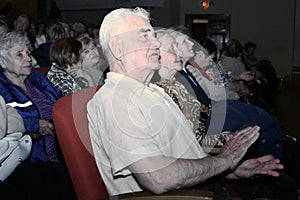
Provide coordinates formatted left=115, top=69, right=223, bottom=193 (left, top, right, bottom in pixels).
left=273, top=173, right=298, bottom=200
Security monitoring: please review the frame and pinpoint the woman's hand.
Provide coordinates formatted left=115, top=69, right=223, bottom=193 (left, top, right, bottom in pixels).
left=226, top=155, right=284, bottom=179
left=239, top=71, right=254, bottom=82
left=39, top=120, right=55, bottom=136
left=67, top=68, right=80, bottom=78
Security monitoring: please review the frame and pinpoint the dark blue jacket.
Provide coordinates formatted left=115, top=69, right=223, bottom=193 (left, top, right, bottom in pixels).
left=206, top=99, right=291, bottom=159
left=178, top=67, right=291, bottom=159
left=31, top=42, right=52, bottom=68
left=0, top=70, right=64, bottom=162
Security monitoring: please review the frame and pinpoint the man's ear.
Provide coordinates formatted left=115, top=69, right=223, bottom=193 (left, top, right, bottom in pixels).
left=0, top=57, right=7, bottom=69
left=109, top=36, right=123, bottom=61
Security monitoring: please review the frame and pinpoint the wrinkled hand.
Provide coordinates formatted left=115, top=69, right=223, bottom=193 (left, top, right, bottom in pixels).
left=39, top=120, right=55, bottom=136
left=217, top=126, right=260, bottom=169
left=228, top=155, right=283, bottom=179
left=239, top=71, right=254, bottom=81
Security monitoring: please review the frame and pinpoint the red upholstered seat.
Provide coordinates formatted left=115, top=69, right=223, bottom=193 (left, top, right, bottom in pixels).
left=53, top=86, right=108, bottom=200
left=32, top=66, right=50, bottom=74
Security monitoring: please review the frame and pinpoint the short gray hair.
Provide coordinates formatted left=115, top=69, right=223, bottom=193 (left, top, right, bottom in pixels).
left=0, top=31, right=29, bottom=59
left=46, top=23, right=68, bottom=42
left=156, top=28, right=177, bottom=54
left=168, top=28, right=208, bottom=56
left=99, top=7, right=150, bottom=61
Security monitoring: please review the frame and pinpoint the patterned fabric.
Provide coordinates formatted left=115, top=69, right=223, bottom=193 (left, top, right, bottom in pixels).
left=44, top=135, right=61, bottom=163
left=186, top=64, right=240, bottom=101
left=156, top=79, right=210, bottom=143
left=24, top=79, right=54, bottom=120
left=24, top=80, right=61, bottom=163
left=156, top=79, right=237, bottom=155
left=47, top=63, right=82, bottom=95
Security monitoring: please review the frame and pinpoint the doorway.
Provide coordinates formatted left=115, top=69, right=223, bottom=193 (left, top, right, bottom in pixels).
left=185, top=14, right=231, bottom=46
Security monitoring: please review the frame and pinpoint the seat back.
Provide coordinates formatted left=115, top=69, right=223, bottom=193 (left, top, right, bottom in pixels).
left=53, top=86, right=108, bottom=200
left=32, top=66, right=50, bottom=75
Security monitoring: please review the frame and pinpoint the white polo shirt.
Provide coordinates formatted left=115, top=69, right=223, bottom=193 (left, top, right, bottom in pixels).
left=87, top=72, right=206, bottom=196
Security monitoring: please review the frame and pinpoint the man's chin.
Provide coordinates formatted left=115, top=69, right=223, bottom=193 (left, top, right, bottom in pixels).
left=150, top=64, right=160, bottom=70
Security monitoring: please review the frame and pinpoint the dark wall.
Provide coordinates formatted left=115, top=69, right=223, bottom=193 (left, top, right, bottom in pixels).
left=1, top=0, right=299, bottom=76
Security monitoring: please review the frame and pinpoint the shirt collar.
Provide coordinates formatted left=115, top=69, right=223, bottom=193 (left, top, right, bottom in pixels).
left=106, top=72, right=166, bottom=95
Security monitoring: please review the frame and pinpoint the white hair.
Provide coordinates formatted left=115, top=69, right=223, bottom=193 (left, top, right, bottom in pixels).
left=156, top=28, right=177, bottom=53
left=169, top=29, right=209, bottom=57
left=0, top=31, right=29, bottom=59
left=99, top=7, right=150, bottom=61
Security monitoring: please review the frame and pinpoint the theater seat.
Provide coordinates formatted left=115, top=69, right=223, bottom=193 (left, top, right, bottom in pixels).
left=53, top=86, right=108, bottom=200
left=53, top=86, right=213, bottom=200
left=32, top=66, right=50, bottom=74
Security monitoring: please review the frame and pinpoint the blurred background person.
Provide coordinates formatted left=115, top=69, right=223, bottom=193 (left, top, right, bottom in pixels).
left=32, top=22, right=68, bottom=68
left=219, top=39, right=246, bottom=79
left=0, top=19, right=8, bottom=35
left=49, top=0, right=61, bottom=21
left=242, top=41, right=258, bottom=70
left=13, top=13, right=36, bottom=51
left=77, top=35, right=105, bottom=85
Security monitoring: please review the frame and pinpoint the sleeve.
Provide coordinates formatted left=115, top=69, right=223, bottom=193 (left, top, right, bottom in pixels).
left=47, top=69, right=77, bottom=95
left=0, top=96, right=6, bottom=139
left=0, top=95, right=25, bottom=138
left=0, top=81, right=39, bottom=133
left=6, top=105, right=25, bottom=135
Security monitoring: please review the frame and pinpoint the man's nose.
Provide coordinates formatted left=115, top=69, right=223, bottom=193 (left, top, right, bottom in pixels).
left=151, top=37, right=161, bottom=49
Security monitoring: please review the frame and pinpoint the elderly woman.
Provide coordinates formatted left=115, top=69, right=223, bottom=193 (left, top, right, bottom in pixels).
left=47, top=38, right=94, bottom=95
left=157, top=29, right=300, bottom=189
left=77, top=35, right=105, bottom=86
left=219, top=39, right=246, bottom=78
left=0, top=31, right=63, bottom=163
left=155, top=29, right=231, bottom=154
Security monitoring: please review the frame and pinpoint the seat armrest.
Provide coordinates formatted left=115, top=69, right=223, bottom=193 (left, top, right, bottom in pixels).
left=113, top=189, right=213, bottom=200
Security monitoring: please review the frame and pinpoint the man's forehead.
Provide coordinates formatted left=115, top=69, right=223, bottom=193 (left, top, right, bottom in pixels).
left=116, top=15, right=153, bottom=34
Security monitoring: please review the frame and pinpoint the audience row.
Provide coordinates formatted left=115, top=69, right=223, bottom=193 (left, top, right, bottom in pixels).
left=0, top=7, right=299, bottom=200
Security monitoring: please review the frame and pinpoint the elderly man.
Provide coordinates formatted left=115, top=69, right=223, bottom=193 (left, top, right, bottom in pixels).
left=87, top=7, right=297, bottom=199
